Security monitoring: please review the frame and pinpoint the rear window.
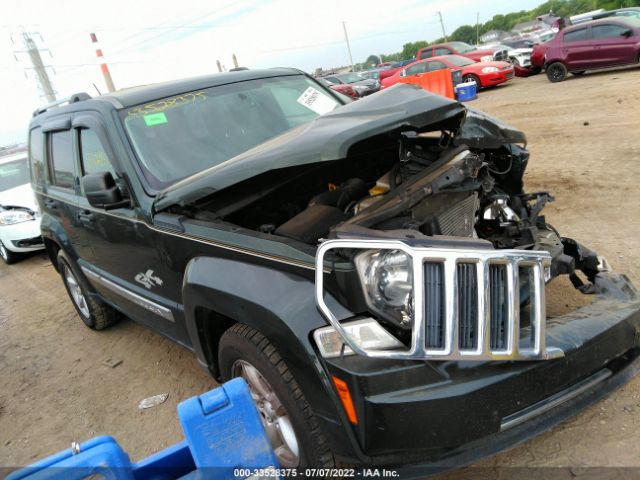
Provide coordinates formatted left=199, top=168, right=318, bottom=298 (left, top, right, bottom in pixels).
left=122, top=75, right=340, bottom=189
left=563, top=28, right=590, bottom=43
left=48, top=130, right=75, bottom=189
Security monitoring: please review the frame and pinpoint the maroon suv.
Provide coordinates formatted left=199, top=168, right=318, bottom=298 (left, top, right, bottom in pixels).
left=532, top=18, right=640, bottom=82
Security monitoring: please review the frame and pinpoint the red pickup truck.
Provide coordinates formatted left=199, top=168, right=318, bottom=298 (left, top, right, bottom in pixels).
left=417, top=41, right=506, bottom=62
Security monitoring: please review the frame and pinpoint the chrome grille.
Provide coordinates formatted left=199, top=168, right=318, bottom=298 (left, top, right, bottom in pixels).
left=315, top=239, right=564, bottom=362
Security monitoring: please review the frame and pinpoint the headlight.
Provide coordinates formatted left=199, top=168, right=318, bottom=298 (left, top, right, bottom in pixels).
left=314, top=318, right=403, bottom=358
left=354, top=249, right=413, bottom=328
left=481, top=66, right=499, bottom=73
left=0, top=210, right=35, bottom=225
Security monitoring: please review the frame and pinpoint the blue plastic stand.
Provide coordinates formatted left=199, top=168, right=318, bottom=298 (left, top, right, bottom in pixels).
left=7, top=378, right=278, bottom=480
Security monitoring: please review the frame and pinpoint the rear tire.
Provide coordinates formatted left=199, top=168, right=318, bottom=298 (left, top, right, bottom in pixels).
left=58, top=251, right=120, bottom=330
left=218, top=324, right=334, bottom=468
left=546, top=62, right=567, bottom=82
left=0, top=241, right=22, bottom=265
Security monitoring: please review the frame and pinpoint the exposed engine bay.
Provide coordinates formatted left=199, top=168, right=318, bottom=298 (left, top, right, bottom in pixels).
left=173, top=123, right=601, bottom=290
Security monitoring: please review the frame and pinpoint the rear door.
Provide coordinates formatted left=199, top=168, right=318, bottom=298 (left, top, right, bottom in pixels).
left=591, top=23, right=637, bottom=66
left=561, top=26, right=593, bottom=70
left=42, top=118, right=90, bottom=261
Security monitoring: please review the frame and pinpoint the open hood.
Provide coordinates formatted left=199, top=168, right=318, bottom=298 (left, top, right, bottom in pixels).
left=153, top=84, right=525, bottom=212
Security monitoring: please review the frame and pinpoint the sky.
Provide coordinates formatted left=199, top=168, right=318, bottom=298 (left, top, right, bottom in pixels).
left=0, top=0, right=545, bottom=145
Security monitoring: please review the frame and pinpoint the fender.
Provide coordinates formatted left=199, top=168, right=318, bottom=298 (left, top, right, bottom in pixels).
left=40, top=213, right=79, bottom=267
left=182, top=255, right=366, bottom=462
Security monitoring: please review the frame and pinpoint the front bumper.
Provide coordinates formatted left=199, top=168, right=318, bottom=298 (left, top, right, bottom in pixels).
left=322, top=273, right=640, bottom=468
left=480, top=70, right=514, bottom=87
left=0, top=219, right=44, bottom=253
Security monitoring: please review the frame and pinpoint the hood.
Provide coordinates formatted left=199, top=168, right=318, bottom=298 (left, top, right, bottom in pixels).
left=508, top=47, right=534, bottom=55
left=154, top=84, right=526, bottom=212
left=0, top=183, right=38, bottom=212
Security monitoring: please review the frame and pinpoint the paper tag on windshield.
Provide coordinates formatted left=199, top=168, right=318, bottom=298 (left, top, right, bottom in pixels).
left=297, top=87, right=335, bottom=115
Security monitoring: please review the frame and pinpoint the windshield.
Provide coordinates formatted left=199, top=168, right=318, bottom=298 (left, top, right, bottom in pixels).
left=0, top=158, right=30, bottom=193
left=446, top=55, right=476, bottom=67
left=122, top=75, right=340, bottom=189
left=336, top=73, right=365, bottom=84
left=449, top=41, right=476, bottom=53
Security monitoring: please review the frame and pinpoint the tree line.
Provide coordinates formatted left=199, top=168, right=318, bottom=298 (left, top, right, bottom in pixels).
left=357, top=0, right=639, bottom=69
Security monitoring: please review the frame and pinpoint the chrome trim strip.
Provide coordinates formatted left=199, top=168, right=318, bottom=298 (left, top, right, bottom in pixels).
left=315, top=239, right=565, bottom=362
left=40, top=192, right=320, bottom=272
left=500, top=368, right=612, bottom=431
left=81, top=267, right=175, bottom=323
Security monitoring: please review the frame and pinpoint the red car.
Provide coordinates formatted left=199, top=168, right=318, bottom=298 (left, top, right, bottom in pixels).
left=532, top=18, right=640, bottom=82
left=380, top=55, right=514, bottom=90
left=416, top=41, right=506, bottom=62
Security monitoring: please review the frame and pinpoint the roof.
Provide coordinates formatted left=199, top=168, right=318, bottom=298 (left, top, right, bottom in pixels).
left=100, top=68, right=303, bottom=108
left=31, top=68, right=305, bottom=121
left=564, top=16, right=640, bottom=31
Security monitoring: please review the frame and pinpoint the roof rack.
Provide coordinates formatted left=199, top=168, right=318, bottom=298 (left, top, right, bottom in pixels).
left=32, top=92, right=91, bottom=117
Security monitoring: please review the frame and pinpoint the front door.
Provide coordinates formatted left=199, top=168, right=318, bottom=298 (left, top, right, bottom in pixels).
left=591, top=23, right=637, bottom=67
left=561, top=26, right=593, bottom=70
left=71, top=114, right=189, bottom=345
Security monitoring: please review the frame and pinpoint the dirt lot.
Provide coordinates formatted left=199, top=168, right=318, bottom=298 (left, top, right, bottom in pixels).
left=1, top=66, right=639, bottom=478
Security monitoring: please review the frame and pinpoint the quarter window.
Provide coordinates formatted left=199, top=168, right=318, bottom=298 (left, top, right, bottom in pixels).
left=592, top=24, right=629, bottom=39
left=434, top=47, right=451, bottom=56
left=79, top=129, right=116, bottom=177
left=419, top=49, right=433, bottom=59
left=48, top=130, right=75, bottom=189
left=563, top=28, right=590, bottom=43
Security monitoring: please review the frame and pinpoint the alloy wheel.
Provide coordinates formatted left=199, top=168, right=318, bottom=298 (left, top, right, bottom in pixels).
left=232, top=359, right=300, bottom=467
left=64, top=265, right=91, bottom=318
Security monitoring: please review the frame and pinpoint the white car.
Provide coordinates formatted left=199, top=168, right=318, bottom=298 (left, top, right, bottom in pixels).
left=0, top=151, right=44, bottom=264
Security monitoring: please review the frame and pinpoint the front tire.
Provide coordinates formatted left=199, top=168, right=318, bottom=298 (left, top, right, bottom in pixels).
left=218, top=324, right=334, bottom=468
left=58, top=251, right=120, bottom=330
left=0, top=240, right=22, bottom=265
left=546, top=62, right=567, bottom=82
left=462, top=73, right=481, bottom=88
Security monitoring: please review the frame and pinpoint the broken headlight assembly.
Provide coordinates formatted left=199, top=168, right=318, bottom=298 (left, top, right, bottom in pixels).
left=354, top=249, right=414, bottom=329
left=0, top=210, right=35, bottom=225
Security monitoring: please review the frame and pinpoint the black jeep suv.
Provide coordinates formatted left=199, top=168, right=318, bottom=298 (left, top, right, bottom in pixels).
left=28, top=68, right=640, bottom=472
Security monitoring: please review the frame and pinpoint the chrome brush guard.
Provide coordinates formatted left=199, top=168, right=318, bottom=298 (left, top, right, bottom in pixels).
left=315, top=239, right=564, bottom=361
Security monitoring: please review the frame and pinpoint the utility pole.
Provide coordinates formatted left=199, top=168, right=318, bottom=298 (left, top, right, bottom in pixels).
left=216, top=60, right=223, bottom=72
left=342, top=21, right=354, bottom=72
left=12, top=31, right=56, bottom=102
left=436, top=11, right=448, bottom=42
left=232, top=54, right=239, bottom=68
left=476, top=12, right=480, bottom=45
left=90, top=33, right=116, bottom=93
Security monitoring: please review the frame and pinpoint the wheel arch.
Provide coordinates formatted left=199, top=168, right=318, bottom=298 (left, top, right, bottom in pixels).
left=181, top=255, right=362, bottom=459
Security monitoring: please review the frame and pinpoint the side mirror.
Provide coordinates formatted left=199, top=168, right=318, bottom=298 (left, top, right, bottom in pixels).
left=621, top=29, right=633, bottom=37
left=400, top=70, right=406, bottom=77
left=82, top=172, right=129, bottom=210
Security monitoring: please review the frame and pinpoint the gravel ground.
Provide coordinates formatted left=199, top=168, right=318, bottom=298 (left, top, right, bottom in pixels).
left=1, top=65, right=639, bottom=478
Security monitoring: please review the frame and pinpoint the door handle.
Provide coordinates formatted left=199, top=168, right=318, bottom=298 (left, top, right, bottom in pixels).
left=77, top=211, right=95, bottom=223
